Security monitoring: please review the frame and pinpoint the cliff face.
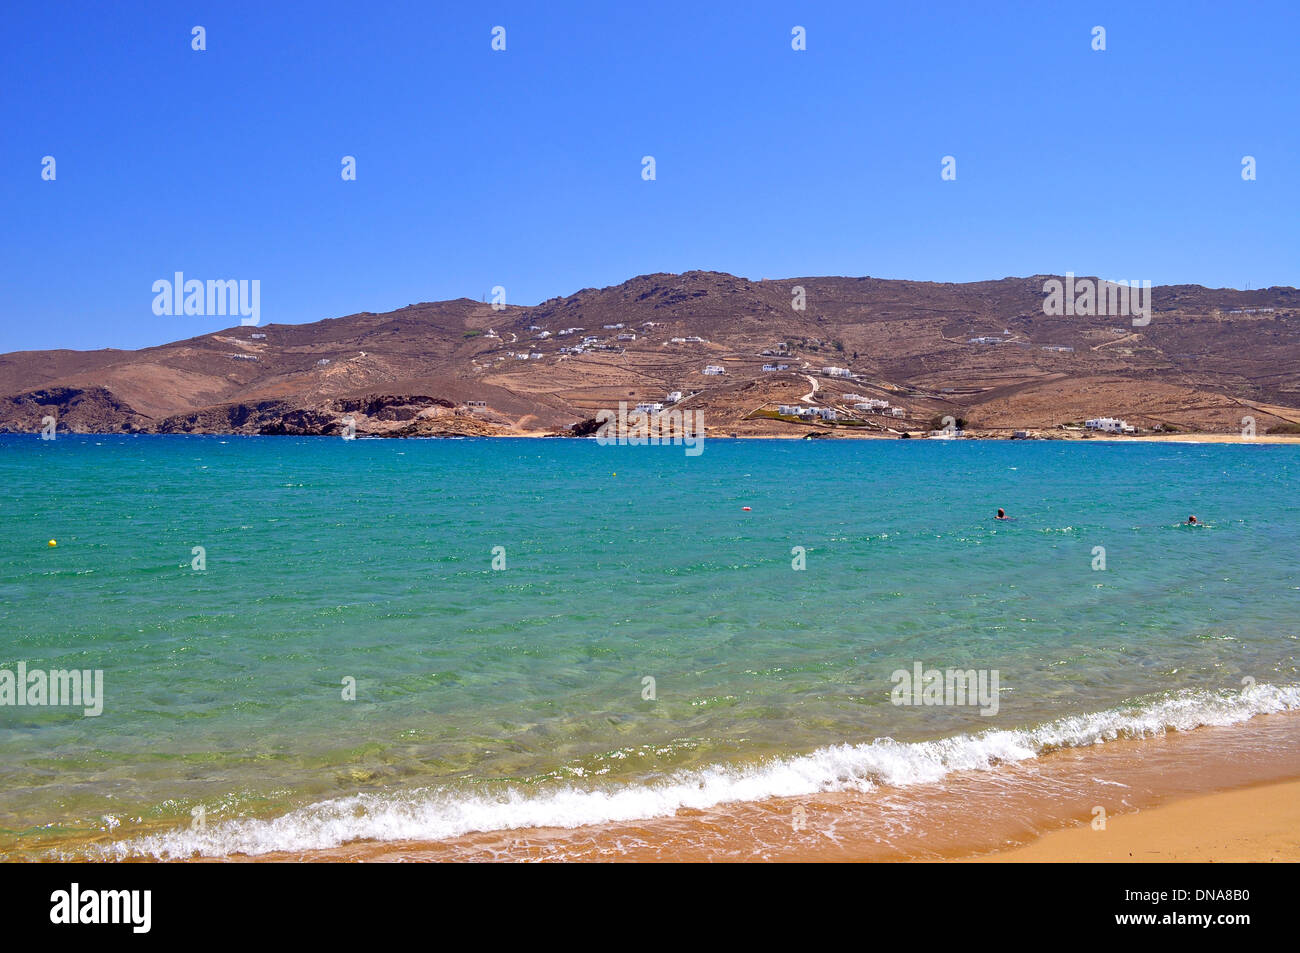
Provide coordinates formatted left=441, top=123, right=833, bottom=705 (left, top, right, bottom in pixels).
left=1, top=386, right=148, bottom=433
left=3, top=272, right=1299, bottom=436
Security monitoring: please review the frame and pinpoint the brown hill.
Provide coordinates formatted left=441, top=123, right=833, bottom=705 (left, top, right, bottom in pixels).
left=3, top=272, right=1299, bottom=437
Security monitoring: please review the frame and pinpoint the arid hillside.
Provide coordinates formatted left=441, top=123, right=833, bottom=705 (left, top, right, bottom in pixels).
left=3, top=272, right=1298, bottom=437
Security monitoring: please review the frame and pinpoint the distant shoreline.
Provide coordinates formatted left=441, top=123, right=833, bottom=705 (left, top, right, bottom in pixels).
left=7, top=430, right=1300, bottom=444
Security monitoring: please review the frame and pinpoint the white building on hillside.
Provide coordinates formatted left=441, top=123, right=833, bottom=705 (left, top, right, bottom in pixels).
left=854, top=398, right=889, bottom=411
left=822, top=366, right=852, bottom=378
left=702, top=365, right=726, bottom=375
left=1085, top=417, right=1135, bottom=433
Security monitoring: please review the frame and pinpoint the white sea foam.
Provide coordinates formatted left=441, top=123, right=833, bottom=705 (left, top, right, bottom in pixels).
left=107, top=682, right=1300, bottom=859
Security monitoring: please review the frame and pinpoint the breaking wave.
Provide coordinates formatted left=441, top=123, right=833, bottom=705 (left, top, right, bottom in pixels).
left=107, top=682, right=1300, bottom=859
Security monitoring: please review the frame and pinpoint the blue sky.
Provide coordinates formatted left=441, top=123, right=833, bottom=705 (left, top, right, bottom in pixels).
left=2, top=0, right=1296, bottom=351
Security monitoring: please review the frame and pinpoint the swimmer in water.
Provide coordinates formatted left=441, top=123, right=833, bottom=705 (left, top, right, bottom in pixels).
left=1187, top=515, right=1198, bottom=525
left=996, top=508, right=1008, bottom=520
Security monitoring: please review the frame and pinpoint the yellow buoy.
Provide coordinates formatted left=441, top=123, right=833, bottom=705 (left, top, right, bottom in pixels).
left=48, top=539, right=57, bottom=547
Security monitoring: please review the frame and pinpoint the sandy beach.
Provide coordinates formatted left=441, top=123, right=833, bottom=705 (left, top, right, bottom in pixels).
left=1109, top=433, right=1300, bottom=445
left=973, top=778, right=1300, bottom=862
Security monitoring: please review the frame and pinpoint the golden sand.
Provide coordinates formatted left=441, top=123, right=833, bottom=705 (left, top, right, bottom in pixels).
left=973, top=778, right=1300, bottom=862
left=1111, top=433, right=1300, bottom=445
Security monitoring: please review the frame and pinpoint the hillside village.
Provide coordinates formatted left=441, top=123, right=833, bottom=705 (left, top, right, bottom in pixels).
left=2, top=271, right=1299, bottom=438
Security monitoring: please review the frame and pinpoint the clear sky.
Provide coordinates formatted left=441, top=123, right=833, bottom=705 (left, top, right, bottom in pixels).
left=2, top=0, right=1296, bottom=352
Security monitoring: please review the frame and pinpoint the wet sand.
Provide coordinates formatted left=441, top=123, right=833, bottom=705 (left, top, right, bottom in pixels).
left=239, top=711, right=1300, bottom=863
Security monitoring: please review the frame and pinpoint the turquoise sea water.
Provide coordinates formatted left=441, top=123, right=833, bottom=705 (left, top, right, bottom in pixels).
left=1, top=435, right=1297, bottom=858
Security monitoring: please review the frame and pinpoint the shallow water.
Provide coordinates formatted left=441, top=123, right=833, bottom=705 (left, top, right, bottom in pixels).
left=1, top=435, right=1296, bottom=858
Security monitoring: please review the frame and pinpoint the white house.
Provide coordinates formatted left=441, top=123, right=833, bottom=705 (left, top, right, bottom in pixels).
left=1085, top=417, right=1135, bottom=433
left=603, top=323, right=624, bottom=330
left=854, top=398, right=889, bottom=411
left=666, top=391, right=683, bottom=404
left=814, top=407, right=838, bottom=420
left=251, top=333, right=266, bottom=339
left=617, top=333, right=636, bottom=341
left=969, top=336, right=1002, bottom=345
left=702, top=365, right=726, bottom=375
left=762, top=363, right=790, bottom=372
left=635, top=402, right=664, bottom=413
left=822, top=366, right=852, bottom=378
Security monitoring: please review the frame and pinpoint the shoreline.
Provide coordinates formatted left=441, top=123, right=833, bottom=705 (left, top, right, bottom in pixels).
left=5, top=430, right=1300, bottom=444
left=197, top=709, right=1300, bottom=864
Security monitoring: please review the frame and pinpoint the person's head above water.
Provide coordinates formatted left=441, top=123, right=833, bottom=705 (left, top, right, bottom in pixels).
left=1188, top=515, right=1198, bottom=524
left=996, top=508, right=1006, bottom=519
